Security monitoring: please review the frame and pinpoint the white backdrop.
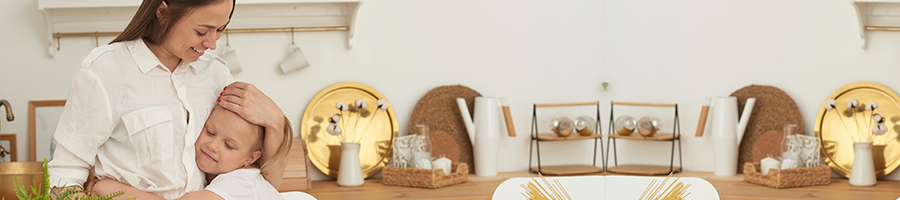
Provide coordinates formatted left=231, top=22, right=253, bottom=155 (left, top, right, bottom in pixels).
left=4, top=0, right=900, bottom=181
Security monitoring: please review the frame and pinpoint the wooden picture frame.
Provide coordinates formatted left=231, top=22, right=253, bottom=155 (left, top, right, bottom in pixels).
left=0, top=134, right=16, bottom=162
left=29, top=100, right=66, bottom=162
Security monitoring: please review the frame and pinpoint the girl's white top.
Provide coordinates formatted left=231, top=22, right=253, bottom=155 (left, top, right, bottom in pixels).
left=205, top=168, right=286, bottom=200
left=48, top=39, right=233, bottom=199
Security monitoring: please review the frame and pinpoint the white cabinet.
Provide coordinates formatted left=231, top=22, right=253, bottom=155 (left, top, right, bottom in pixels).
left=39, top=0, right=361, bottom=57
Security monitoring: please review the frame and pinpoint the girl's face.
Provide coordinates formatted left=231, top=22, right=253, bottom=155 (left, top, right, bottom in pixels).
left=159, top=0, right=233, bottom=64
left=195, top=107, right=262, bottom=175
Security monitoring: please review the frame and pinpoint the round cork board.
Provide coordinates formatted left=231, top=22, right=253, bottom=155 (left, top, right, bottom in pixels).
left=430, top=130, right=460, bottom=163
left=752, top=130, right=784, bottom=163
left=731, top=85, right=805, bottom=174
left=408, top=85, right=481, bottom=174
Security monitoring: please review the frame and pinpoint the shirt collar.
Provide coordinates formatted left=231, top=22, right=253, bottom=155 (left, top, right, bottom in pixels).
left=127, top=39, right=199, bottom=75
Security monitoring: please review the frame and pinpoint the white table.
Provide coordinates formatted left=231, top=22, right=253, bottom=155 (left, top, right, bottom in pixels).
left=492, top=175, right=719, bottom=200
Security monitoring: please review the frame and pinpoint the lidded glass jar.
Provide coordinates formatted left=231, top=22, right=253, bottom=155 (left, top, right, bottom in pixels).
left=614, top=115, right=637, bottom=136
left=637, top=117, right=661, bottom=137
left=550, top=117, right=574, bottom=137
left=574, top=115, right=596, bottom=136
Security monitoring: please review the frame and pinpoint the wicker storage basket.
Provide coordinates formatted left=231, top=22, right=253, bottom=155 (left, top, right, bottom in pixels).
left=743, top=162, right=831, bottom=189
left=382, top=163, right=469, bottom=189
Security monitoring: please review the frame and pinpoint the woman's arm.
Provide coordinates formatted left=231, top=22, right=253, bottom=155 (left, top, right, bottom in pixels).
left=90, top=179, right=224, bottom=200
left=89, top=179, right=166, bottom=200
left=218, top=82, right=287, bottom=187
left=49, top=68, right=115, bottom=196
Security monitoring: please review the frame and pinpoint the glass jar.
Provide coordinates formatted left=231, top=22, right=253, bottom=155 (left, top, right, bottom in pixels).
left=781, top=124, right=800, bottom=169
left=614, top=115, right=637, bottom=136
left=574, top=115, right=596, bottom=136
left=637, top=117, right=660, bottom=137
left=550, top=117, right=574, bottom=137
left=413, top=125, right=433, bottom=169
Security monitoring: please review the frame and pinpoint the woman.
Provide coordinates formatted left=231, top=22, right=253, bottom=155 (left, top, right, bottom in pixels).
left=47, top=0, right=287, bottom=199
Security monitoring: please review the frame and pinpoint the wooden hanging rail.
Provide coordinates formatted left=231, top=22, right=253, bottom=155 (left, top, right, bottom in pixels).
left=53, top=26, right=349, bottom=50
left=54, top=26, right=348, bottom=38
left=866, top=26, right=900, bottom=31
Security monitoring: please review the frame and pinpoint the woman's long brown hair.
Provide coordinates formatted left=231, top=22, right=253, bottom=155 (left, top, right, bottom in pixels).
left=111, top=0, right=235, bottom=45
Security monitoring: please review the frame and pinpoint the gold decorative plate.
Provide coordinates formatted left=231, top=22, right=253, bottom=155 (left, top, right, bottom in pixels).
left=815, top=82, right=900, bottom=178
left=301, top=82, right=398, bottom=178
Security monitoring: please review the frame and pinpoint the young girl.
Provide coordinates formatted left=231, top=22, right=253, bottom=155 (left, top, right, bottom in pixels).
left=88, top=106, right=294, bottom=200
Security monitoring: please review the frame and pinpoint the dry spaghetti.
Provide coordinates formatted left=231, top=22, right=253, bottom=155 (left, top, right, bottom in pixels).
left=520, top=173, right=572, bottom=200
left=639, top=172, right=692, bottom=200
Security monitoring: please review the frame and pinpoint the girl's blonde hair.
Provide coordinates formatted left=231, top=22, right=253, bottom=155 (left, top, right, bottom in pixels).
left=251, top=116, right=293, bottom=173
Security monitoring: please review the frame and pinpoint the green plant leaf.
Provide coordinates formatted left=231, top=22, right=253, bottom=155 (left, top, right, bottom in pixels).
left=13, top=157, right=132, bottom=200
left=43, top=157, right=50, bottom=198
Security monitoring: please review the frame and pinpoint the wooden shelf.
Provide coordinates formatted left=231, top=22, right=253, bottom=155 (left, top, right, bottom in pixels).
left=529, top=165, right=604, bottom=176
left=534, top=101, right=598, bottom=108
left=607, top=133, right=678, bottom=141
left=531, top=133, right=603, bottom=141
left=851, top=0, right=900, bottom=48
left=610, top=101, right=677, bottom=108
left=38, top=0, right=361, bottom=57
left=607, top=164, right=680, bottom=175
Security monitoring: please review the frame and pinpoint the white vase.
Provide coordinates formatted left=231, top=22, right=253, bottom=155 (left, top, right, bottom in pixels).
left=473, top=97, right=500, bottom=177
left=337, top=142, right=364, bottom=186
left=849, top=141, right=876, bottom=186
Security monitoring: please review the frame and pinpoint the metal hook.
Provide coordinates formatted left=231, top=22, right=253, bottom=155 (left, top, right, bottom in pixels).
left=290, top=26, right=295, bottom=45
left=56, top=32, right=61, bottom=51
left=94, top=31, right=99, bottom=47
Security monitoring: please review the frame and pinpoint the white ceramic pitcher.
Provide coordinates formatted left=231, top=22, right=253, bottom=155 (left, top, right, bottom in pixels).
left=710, top=97, right=756, bottom=176
left=456, top=97, right=505, bottom=176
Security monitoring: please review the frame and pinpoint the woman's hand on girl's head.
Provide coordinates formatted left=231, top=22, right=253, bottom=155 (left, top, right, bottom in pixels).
left=218, top=82, right=284, bottom=128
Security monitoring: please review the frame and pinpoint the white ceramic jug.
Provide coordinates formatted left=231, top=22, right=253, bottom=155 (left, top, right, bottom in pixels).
left=710, top=97, right=756, bottom=176
left=456, top=97, right=505, bottom=176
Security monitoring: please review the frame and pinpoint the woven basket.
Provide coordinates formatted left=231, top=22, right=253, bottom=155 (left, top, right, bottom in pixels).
left=382, top=163, right=469, bottom=189
left=743, top=162, right=831, bottom=189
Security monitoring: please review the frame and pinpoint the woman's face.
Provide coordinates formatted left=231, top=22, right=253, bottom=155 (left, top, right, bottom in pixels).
left=160, top=0, right=233, bottom=63
left=195, top=107, right=262, bottom=175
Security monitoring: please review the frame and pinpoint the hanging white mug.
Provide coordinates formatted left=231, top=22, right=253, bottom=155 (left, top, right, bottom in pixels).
left=218, top=45, right=242, bottom=73
left=279, top=44, right=310, bottom=74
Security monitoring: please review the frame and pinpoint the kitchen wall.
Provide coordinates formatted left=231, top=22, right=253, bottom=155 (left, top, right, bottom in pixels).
left=4, top=0, right=900, bottom=181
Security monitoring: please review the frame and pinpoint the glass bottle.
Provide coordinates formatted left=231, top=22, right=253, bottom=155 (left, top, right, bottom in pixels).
left=781, top=124, right=800, bottom=169
left=413, top=125, right=433, bottom=169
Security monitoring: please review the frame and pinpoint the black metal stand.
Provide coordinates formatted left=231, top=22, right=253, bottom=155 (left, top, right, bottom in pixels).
left=605, top=102, right=683, bottom=174
left=528, top=102, right=604, bottom=174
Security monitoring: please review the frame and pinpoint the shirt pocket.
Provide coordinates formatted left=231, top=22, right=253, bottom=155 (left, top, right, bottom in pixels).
left=121, top=106, right=175, bottom=167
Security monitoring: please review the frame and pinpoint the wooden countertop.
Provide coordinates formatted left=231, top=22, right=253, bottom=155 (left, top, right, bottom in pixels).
left=303, top=171, right=900, bottom=200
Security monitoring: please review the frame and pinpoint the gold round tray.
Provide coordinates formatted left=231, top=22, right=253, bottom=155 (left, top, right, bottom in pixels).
left=815, top=82, right=900, bottom=178
left=301, top=82, right=398, bottom=178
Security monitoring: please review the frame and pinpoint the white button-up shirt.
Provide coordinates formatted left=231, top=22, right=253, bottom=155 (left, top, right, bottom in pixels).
left=48, top=39, right=233, bottom=199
